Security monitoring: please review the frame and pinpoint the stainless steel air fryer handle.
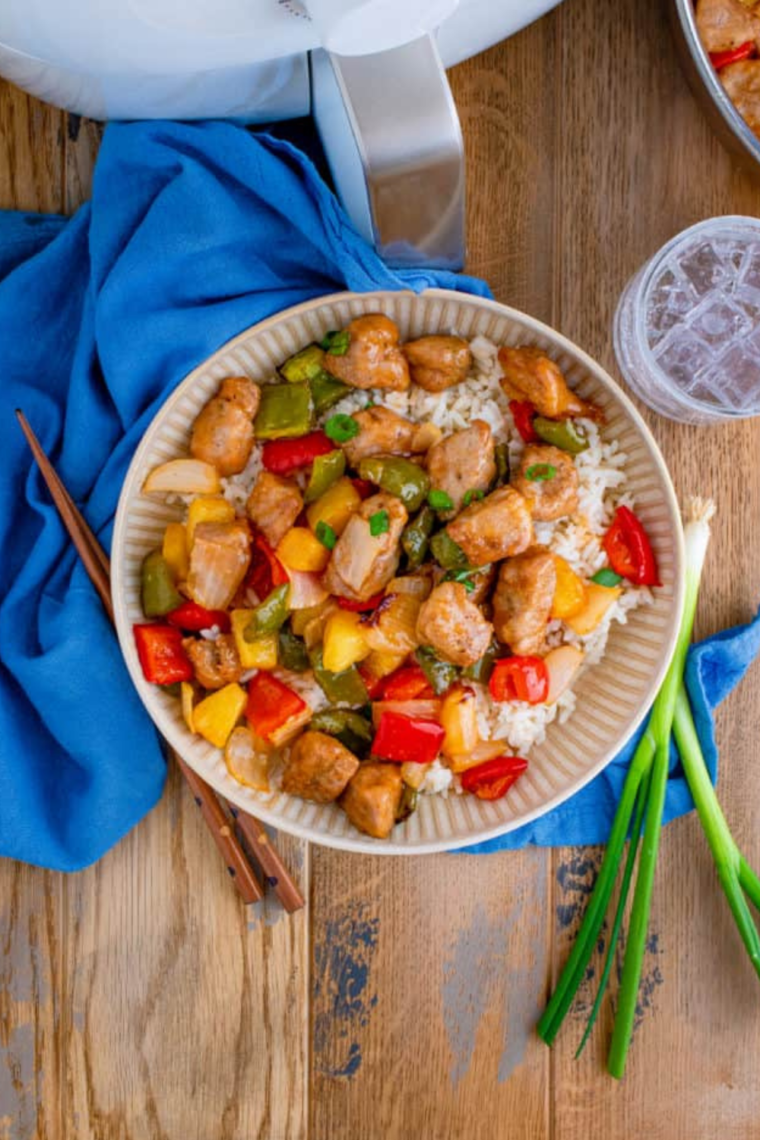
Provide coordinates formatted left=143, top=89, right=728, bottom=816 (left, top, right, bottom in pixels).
left=317, top=34, right=465, bottom=270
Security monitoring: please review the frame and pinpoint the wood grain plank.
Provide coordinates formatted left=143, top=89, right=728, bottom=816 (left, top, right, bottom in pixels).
left=309, top=847, right=550, bottom=1140
left=308, top=23, right=559, bottom=1140
left=551, top=0, right=760, bottom=1134
left=0, top=85, right=63, bottom=213
left=64, top=114, right=103, bottom=215
left=61, top=764, right=310, bottom=1140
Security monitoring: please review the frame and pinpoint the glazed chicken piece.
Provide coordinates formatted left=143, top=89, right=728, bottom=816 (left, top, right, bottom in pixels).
left=281, top=731, right=360, bottom=803
left=183, top=633, right=242, bottom=690
left=340, top=762, right=404, bottom=839
left=246, top=471, right=303, bottom=550
left=512, top=443, right=580, bottom=522
left=721, top=61, right=760, bottom=135
left=426, top=420, right=496, bottom=516
left=493, top=549, right=557, bottom=656
left=323, top=314, right=410, bottom=392
left=416, top=582, right=494, bottom=667
left=342, top=405, right=440, bottom=465
left=403, top=335, right=472, bottom=392
left=498, top=346, right=601, bottom=421
left=186, top=520, right=252, bottom=611
left=446, top=486, right=534, bottom=566
left=190, top=377, right=260, bottom=476
left=696, top=0, right=760, bottom=53
left=323, top=492, right=408, bottom=602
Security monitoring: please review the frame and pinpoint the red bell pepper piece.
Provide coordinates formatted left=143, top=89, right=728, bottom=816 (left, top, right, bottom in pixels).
left=166, top=601, right=231, bottom=633
left=709, top=40, right=756, bottom=70
left=378, top=663, right=435, bottom=701
left=509, top=399, right=539, bottom=443
left=371, top=711, right=444, bottom=764
left=261, top=431, right=334, bottom=474
left=489, top=656, right=549, bottom=704
left=245, top=672, right=307, bottom=741
left=357, top=664, right=385, bottom=700
left=336, top=591, right=385, bottom=613
left=133, top=624, right=193, bottom=685
left=460, top=755, right=528, bottom=800
left=602, top=505, right=660, bottom=587
left=245, top=531, right=289, bottom=601
left=351, top=477, right=375, bottom=500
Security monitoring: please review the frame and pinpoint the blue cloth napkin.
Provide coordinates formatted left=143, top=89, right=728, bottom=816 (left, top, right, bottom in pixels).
left=0, top=120, right=757, bottom=871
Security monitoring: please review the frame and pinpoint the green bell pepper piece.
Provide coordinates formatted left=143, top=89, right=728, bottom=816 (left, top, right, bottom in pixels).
left=463, top=639, right=499, bottom=684
left=244, top=582, right=290, bottom=641
left=254, top=382, right=313, bottom=440
left=401, top=505, right=436, bottom=570
left=278, top=628, right=310, bottom=672
left=279, top=343, right=326, bottom=383
left=304, top=449, right=346, bottom=504
left=141, top=549, right=183, bottom=617
left=310, top=371, right=350, bottom=415
left=358, top=457, right=430, bottom=512
left=533, top=416, right=589, bottom=454
left=395, top=784, right=419, bottom=823
left=430, top=531, right=470, bottom=572
left=310, top=708, right=374, bottom=757
left=415, top=646, right=460, bottom=696
left=309, top=646, right=369, bottom=707
left=494, top=442, right=510, bottom=484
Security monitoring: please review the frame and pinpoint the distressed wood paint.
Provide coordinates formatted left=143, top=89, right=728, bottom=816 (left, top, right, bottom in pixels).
left=1, top=0, right=760, bottom=1133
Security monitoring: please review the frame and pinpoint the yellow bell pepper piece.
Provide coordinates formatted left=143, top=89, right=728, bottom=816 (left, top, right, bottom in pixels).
left=306, top=477, right=361, bottom=536
left=192, top=683, right=247, bottom=749
left=565, top=582, right=622, bottom=635
left=362, top=648, right=408, bottom=681
left=322, top=610, right=370, bottom=673
left=181, top=681, right=196, bottom=733
left=162, top=522, right=189, bottom=580
left=230, top=609, right=279, bottom=670
left=276, top=527, right=330, bottom=573
left=552, top=555, right=588, bottom=620
left=186, top=495, right=235, bottom=546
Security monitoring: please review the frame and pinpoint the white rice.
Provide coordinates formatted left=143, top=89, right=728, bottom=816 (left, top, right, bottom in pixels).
left=215, top=334, right=645, bottom=764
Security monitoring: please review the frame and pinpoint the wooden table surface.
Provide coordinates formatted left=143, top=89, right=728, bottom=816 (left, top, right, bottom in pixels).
left=3, top=0, right=760, bottom=1136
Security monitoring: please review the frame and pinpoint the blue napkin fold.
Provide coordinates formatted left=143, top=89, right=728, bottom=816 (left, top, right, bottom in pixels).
left=0, top=120, right=757, bottom=870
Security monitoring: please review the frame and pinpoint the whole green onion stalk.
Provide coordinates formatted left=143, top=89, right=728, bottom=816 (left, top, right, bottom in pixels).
left=538, top=497, right=730, bottom=1077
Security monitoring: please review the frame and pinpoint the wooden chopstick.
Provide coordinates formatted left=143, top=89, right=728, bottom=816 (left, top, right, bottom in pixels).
left=16, top=409, right=304, bottom=911
left=228, top=806, right=304, bottom=913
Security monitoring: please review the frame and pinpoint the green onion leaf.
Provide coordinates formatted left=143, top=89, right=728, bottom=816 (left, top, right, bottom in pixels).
left=463, top=488, right=485, bottom=507
left=369, top=509, right=390, bottom=536
left=428, top=489, right=455, bottom=512
left=320, top=329, right=351, bottom=355
left=324, top=413, right=359, bottom=443
left=591, top=568, right=623, bottom=587
left=525, top=463, right=556, bottom=482
left=315, top=520, right=337, bottom=550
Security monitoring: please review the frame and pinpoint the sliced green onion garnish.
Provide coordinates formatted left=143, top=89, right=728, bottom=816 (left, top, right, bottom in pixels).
left=428, top=489, right=454, bottom=512
left=591, top=568, right=623, bottom=587
left=369, top=510, right=389, bottom=536
left=525, top=463, right=556, bottom=482
left=324, top=413, right=359, bottom=443
left=463, top=488, right=485, bottom=507
left=315, top=520, right=337, bottom=550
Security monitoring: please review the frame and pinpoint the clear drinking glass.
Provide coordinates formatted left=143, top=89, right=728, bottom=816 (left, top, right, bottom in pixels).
left=613, top=216, right=760, bottom=424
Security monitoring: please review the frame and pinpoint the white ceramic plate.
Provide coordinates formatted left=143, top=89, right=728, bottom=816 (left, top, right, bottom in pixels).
left=112, top=289, right=685, bottom=854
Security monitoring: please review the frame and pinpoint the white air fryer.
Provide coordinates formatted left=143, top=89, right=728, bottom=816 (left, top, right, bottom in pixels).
left=0, top=0, right=561, bottom=268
